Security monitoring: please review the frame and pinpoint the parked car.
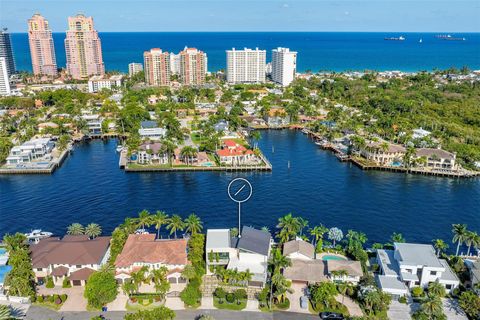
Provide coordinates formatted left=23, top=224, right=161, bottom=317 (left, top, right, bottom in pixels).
left=300, top=296, right=308, bottom=309
left=320, top=312, right=344, bottom=320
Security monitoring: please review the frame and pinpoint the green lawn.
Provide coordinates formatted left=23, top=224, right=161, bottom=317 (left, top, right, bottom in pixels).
left=33, top=301, right=64, bottom=311
left=213, top=297, right=247, bottom=311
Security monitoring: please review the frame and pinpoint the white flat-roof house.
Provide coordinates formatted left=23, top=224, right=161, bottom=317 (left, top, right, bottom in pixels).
left=206, top=226, right=272, bottom=287
left=81, top=114, right=103, bottom=135
left=376, top=243, right=459, bottom=298
left=6, top=138, right=54, bottom=165
left=138, top=120, right=166, bottom=140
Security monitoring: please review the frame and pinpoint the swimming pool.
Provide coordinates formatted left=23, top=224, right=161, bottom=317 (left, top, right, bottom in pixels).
left=322, top=255, right=347, bottom=261
left=0, top=265, right=12, bottom=284
left=0, top=248, right=6, bottom=255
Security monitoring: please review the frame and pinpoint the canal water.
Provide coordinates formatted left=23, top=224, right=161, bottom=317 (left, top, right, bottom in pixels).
left=1, top=130, right=479, bottom=249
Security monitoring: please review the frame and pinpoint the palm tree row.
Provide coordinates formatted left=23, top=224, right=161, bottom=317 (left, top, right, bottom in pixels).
left=452, top=224, right=480, bottom=256
left=66, top=223, right=102, bottom=239
left=133, top=209, right=203, bottom=239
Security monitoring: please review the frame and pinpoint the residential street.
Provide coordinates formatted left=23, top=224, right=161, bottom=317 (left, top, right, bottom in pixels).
left=26, top=305, right=319, bottom=320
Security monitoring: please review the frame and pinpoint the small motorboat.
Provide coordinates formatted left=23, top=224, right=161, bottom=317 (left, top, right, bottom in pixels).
left=135, top=229, right=149, bottom=235
left=116, top=145, right=124, bottom=153
left=25, top=229, right=53, bottom=243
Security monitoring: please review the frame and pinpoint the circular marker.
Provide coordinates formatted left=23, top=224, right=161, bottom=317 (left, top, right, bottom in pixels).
left=228, top=178, right=253, bottom=203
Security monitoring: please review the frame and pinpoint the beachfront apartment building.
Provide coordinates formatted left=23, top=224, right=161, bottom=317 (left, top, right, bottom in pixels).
left=114, top=234, right=188, bottom=286
left=376, top=243, right=459, bottom=298
left=88, top=74, right=124, bottom=93
left=144, top=48, right=170, bottom=86
left=226, top=48, right=266, bottom=84
left=28, top=14, right=57, bottom=77
left=206, top=227, right=272, bottom=287
left=360, top=141, right=406, bottom=166
left=0, top=58, right=11, bottom=96
left=6, top=138, right=54, bottom=165
left=169, top=53, right=181, bottom=75
left=138, top=120, right=166, bottom=140
left=30, top=235, right=111, bottom=286
left=0, top=29, right=16, bottom=76
left=271, top=47, right=297, bottom=86
left=128, top=62, right=143, bottom=77
left=64, top=14, right=105, bottom=80
left=179, top=47, right=207, bottom=85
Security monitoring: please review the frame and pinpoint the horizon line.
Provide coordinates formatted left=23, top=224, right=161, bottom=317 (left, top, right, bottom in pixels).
left=9, top=30, right=480, bottom=34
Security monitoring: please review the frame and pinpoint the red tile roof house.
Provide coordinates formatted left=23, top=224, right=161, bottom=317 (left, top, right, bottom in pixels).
left=114, top=234, right=189, bottom=289
left=216, top=140, right=260, bottom=166
left=30, top=235, right=111, bottom=286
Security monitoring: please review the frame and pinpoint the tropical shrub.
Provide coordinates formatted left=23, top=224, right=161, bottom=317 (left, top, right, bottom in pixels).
left=84, top=270, right=118, bottom=309
left=45, top=276, right=54, bottom=288
left=123, top=306, right=175, bottom=320
left=398, top=296, right=407, bottom=304
left=458, top=291, right=480, bottom=319
left=62, top=277, right=72, bottom=288
left=225, top=292, right=235, bottom=304
left=411, top=286, right=424, bottom=298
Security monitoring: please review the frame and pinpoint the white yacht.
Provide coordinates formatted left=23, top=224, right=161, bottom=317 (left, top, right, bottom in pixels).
left=25, top=230, right=53, bottom=243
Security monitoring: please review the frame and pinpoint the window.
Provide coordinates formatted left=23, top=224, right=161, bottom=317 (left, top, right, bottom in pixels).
left=446, top=284, right=452, bottom=290
left=37, top=268, right=43, bottom=271
left=76, top=265, right=82, bottom=268
left=430, top=271, right=436, bottom=276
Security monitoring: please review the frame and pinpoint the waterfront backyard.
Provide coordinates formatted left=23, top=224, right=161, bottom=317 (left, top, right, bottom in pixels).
left=0, top=130, right=479, bottom=249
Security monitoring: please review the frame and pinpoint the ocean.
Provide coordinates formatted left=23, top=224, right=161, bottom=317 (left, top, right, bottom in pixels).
left=10, top=32, right=480, bottom=73
left=1, top=131, right=479, bottom=251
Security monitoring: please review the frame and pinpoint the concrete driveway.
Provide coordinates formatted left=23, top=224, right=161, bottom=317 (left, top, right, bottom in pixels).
left=442, top=298, right=468, bottom=319
left=387, top=300, right=419, bottom=320
left=106, top=292, right=128, bottom=311
left=286, top=282, right=310, bottom=314
left=37, top=285, right=87, bottom=312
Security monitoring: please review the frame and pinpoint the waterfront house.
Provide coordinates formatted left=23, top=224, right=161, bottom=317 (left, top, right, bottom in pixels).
left=214, top=120, right=229, bottom=132
left=327, top=260, right=363, bottom=284
left=359, top=141, right=406, bottom=166
left=376, top=243, right=459, bottom=299
left=6, top=137, right=54, bottom=165
left=465, top=260, right=480, bottom=294
left=414, top=148, right=456, bottom=170
left=81, top=113, right=103, bottom=135
left=30, top=235, right=111, bottom=286
left=114, top=234, right=188, bottom=286
left=138, top=120, right=166, bottom=140
left=264, top=107, right=290, bottom=128
left=216, top=140, right=260, bottom=166
left=412, top=127, right=431, bottom=140
left=283, top=239, right=315, bottom=260
left=206, top=227, right=271, bottom=287
left=137, top=142, right=168, bottom=165
left=283, top=259, right=328, bottom=285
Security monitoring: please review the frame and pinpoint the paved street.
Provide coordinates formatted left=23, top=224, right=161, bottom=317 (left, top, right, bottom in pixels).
left=26, top=305, right=319, bottom=320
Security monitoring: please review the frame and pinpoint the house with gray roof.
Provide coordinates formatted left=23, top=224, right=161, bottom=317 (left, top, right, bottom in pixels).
left=206, top=226, right=272, bottom=287
left=376, top=243, right=459, bottom=298
left=414, top=148, right=457, bottom=170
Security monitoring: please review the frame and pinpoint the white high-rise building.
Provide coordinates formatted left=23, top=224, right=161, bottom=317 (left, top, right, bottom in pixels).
left=226, top=48, right=266, bottom=84
left=271, top=47, right=297, bottom=86
left=169, top=53, right=181, bottom=75
left=0, top=57, right=11, bottom=96
left=128, top=62, right=143, bottom=77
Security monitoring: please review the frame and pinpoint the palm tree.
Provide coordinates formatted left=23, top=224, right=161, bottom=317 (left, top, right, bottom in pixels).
left=67, top=223, right=84, bottom=235
left=268, top=248, right=291, bottom=308
left=309, top=225, right=328, bottom=248
left=184, top=213, right=203, bottom=235
left=328, top=227, right=344, bottom=247
left=427, top=281, right=445, bottom=298
left=161, top=140, right=177, bottom=166
left=0, top=305, right=11, bottom=320
left=261, top=226, right=270, bottom=233
left=432, top=239, right=448, bottom=257
left=167, top=214, right=185, bottom=238
left=180, top=146, right=198, bottom=166
left=122, top=281, right=136, bottom=296
left=230, top=227, right=239, bottom=238
left=2, top=233, right=27, bottom=253
left=298, top=217, right=309, bottom=237
left=135, top=209, right=153, bottom=230
left=276, top=213, right=302, bottom=243
left=465, top=231, right=478, bottom=256
left=390, top=232, right=405, bottom=243
left=85, top=223, right=102, bottom=239
left=452, top=224, right=468, bottom=256
left=152, top=211, right=169, bottom=239
left=250, top=130, right=261, bottom=149
left=420, top=295, right=443, bottom=318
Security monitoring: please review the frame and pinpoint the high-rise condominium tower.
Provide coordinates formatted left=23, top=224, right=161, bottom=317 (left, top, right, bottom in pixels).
left=0, top=58, right=11, bottom=96
left=28, top=14, right=58, bottom=77
left=128, top=62, right=143, bottom=77
left=226, top=48, right=266, bottom=84
left=0, top=28, right=16, bottom=76
left=64, top=14, right=105, bottom=80
left=144, top=48, right=170, bottom=86
left=179, top=47, right=207, bottom=85
left=271, top=47, right=297, bottom=86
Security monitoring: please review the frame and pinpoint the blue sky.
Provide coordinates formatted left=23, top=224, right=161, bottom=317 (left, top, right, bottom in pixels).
left=1, top=0, right=479, bottom=32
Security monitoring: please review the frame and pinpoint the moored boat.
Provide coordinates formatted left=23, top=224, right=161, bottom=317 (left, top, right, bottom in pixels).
left=25, top=229, right=53, bottom=243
